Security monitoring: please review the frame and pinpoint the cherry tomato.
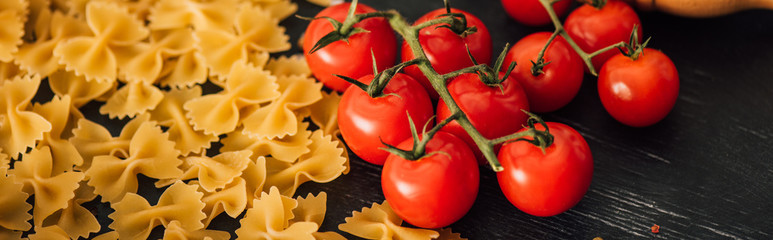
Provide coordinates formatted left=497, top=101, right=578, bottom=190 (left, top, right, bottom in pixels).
left=436, top=73, right=529, bottom=164
left=337, top=73, right=434, bottom=165
left=598, top=48, right=679, bottom=127
left=382, top=131, right=479, bottom=228
left=497, top=122, right=593, bottom=217
left=503, top=32, right=583, bottom=113
left=303, top=3, right=397, bottom=92
left=501, top=0, right=571, bottom=26
left=564, top=0, right=642, bottom=73
left=401, top=8, right=492, bottom=100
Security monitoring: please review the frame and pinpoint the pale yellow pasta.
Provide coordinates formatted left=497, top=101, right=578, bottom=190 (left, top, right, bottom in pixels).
left=49, top=69, right=115, bottom=108
left=265, top=54, right=311, bottom=78
left=435, top=228, right=467, bottom=240
left=179, top=150, right=252, bottom=192
left=100, top=80, right=164, bottom=119
left=117, top=28, right=196, bottom=83
left=163, top=220, right=231, bottom=240
left=0, top=148, right=7, bottom=169
left=243, top=157, right=267, bottom=209
left=9, top=146, right=85, bottom=226
left=235, top=186, right=318, bottom=240
left=92, top=231, right=119, bottom=240
left=109, top=181, right=206, bottom=240
left=0, top=167, right=32, bottom=232
left=192, top=178, right=248, bottom=227
left=195, top=5, right=290, bottom=77
left=41, top=181, right=100, bottom=239
left=31, top=95, right=84, bottom=174
left=27, top=225, right=70, bottom=240
left=306, top=91, right=349, bottom=173
left=306, top=0, right=334, bottom=7
left=254, top=0, right=298, bottom=21
left=264, top=130, right=347, bottom=196
left=221, top=120, right=312, bottom=163
left=150, top=86, right=218, bottom=155
left=23, top=0, right=49, bottom=41
left=0, top=74, right=51, bottom=157
left=53, top=1, right=149, bottom=82
left=0, top=61, right=24, bottom=80
left=0, top=228, right=23, bottom=240
left=85, top=120, right=183, bottom=203
left=70, top=113, right=150, bottom=172
left=159, top=50, right=208, bottom=88
left=313, top=231, right=348, bottom=240
left=16, top=10, right=91, bottom=77
left=292, top=192, right=327, bottom=227
left=0, top=0, right=26, bottom=62
left=241, top=75, right=323, bottom=140
left=339, top=201, right=439, bottom=240
left=149, top=0, right=239, bottom=31
left=184, top=60, right=280, bottom=135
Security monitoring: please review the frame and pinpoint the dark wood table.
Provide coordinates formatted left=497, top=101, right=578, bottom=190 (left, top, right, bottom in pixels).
left=78, top=0, right=773, bottom=239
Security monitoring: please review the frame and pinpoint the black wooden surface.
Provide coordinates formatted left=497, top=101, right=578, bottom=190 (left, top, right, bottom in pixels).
left=74, top=0, right=773, bottom=239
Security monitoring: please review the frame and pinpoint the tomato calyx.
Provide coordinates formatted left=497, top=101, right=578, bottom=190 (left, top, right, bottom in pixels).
left=529, top=30, right=561, bottom=77
left=492, top=110, right=554, bottom=153
left=435, top=0, right=478, bottom=37
left=618, top=25, right=651, bottom=61
left=303, top=0, right=394, bottom=54
left=581, top=0, right=608, bottom=9
left=336, top=54, right=423, bottom=98
left=381, top=112, right=461, bottom=161
left=469, top=43, right=516, bottom=88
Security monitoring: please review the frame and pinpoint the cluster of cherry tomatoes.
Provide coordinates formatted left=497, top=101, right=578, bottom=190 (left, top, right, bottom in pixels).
left=302, top=0, right=678, bottom=229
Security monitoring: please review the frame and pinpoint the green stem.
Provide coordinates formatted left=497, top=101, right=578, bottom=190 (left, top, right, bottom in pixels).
left=531, top=29, right=561, bottom=76
left=440, top=64, right=488, bottom=81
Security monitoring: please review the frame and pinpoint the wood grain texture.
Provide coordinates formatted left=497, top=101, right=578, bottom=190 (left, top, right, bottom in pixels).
left=58, top=0, right=773, bottom=239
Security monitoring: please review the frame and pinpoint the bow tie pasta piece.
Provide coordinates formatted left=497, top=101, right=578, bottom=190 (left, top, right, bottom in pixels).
left=158, top=50, right=208, bottom=89
left=264, top=131, right=347, bottom=197
left=243, top=157, right=267, bottom=209
left=92, top=231, right=119, bottom=240
left=85, top=120, right=183, bottom=203
left=53, top=1, right=149, bottom=82
left=291, top=192, right=327, bottom=228
left=31, top=95, right=84, bottom=174
left=23, top=0, right=49, bottom=41
left=255, top=0, right=298, bottom=21
left=149, top=0, right=238, bottom=31
left=195, top=5, right=290, bottom=77
left=109, top=181, right=206, bottom=240
left=42, top=181, right=99, bottom=240
left=0, top=229, right=22, bottom=239
left=242, top=75, right=323, bottom=140
left=184, top=61, right=280, bottom=135
left=163, top=220, right=231, bottom=240
left=49, top=69, right=115, bottom=109
left=235, top=186, right=318, bottom=240
left=0, top=61, right=25, bottom=81
left=0, top=167, right=32, bottom=233
left=306, top=0, right=332, bottom=7
left=117, top=28, right=196, bottom=83
left=307, top=91, right=342, bottom=138
left=0, top=75, right=51, bottom=157
left=0, top=0, right=26, bottom=62
left=436, top=228, right=468, bottom=240
left=265, top=54, right=311, bottom=78
left=339, top=201, right=440, bottom=240
left=9, top=146, right=84, bottom=226
left=16, top=10, right=90, bottom=78
left=70, top=114, right=150, bottom=172
left=27, top=225, right=70, bottom=240
left=150, top=86, right=218, bottom=155
left=191, top=178, right=248, bottom=227
left=222, top=120, right=312, bottom=163
left=100, top=80, right=164, bottom=119
left=177, top=150, right=252, bottom=192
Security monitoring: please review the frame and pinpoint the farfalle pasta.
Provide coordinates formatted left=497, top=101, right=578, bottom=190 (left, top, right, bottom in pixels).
left=254, top=0, right=298, bottom=21
left=193, top=178, right=248, bottom=227
left=0, top=149, right=7, bottom=169
left=42, top=181, right=100, bottom=239
left=184, top=60, right=280, bottom=135
left=150, top=86, right=218, bottom=155
left=235, top=186, right=318, bottom=240
left=31, top=95, right=83, bottom=174
left=163, top=220, right=231, bottom=240
left=85, top=120, right=183, bottom=203
left=9, top=146, right=84, bottom=226
left=195, top=5, right=290, bottom=77
left=15, top=9, right=90, bottom=77
left=99, top=81, right=164, bottom=119
left=109, top=181, right=206, bottom=240
left=53, top=1, right=149, bottom=82
left=0, top=0, right=26, bottom=62
left=221, top=120, right=312, bottom=163
left=27, top=225, right=70, bottom=240
left=241, top=75, right=323, bottom=140
left=48, top=69, right=115, bottom=109
left=265, top=54, right=312, bottom=78
left=149, top=0, right=239, bottom=31
left=0, top=61, right=24, bottom=80
left=0, top=74, right=51, bottom=157
left=0, top=167, right=32, bottom=233
left=177, top=150, right=252, bottom=192
left=70, top=114, right=150, bottom=172
left=264, top=130, right=347, bottom=196
left=339, top=201, right=440, bottom=240
left=436, top=228, right=468, bottom=240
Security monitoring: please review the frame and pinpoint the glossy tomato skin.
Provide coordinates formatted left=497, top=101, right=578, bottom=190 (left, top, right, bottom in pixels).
left=598, top=48, right=679, bottom=127
left=504, top=32, right=583, bottom=113
left=303, top=3, right=397, bottom=92
left=401, top=8, right=492, bottom=100
left=497, top=122, right=593, bottom=217
left=338, top=73, right=434, bottom=165
left=436, top=73, right=529, bottom=164
left=501, top=0, right=571, bottom=26
left=564, top=0, right=642, bottom=73
left=382, top=131, right=479, bottom=228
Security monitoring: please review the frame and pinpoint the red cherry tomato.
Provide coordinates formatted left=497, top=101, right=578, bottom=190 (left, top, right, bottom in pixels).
left=436, top=73, right=529, bottom=164
left=303, top=3, right=397, bottom=92
left=337, top=73, right=434, bottom=165
left=497, top=122, right=593, bottom=217
left=401, top=8, right=492, bottom=100
left=382, top=131, right=479, bottom=228
left=564, top=0, right=642, bottom=73
left=598, top=48, right=679, bottom=127
left=503, top=32, right=583, bottom=113
left=501, top=0, right=571, bottom=26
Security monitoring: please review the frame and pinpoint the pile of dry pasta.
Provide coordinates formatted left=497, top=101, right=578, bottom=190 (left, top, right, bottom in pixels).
left=0, top=0, right=466, bottom=239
